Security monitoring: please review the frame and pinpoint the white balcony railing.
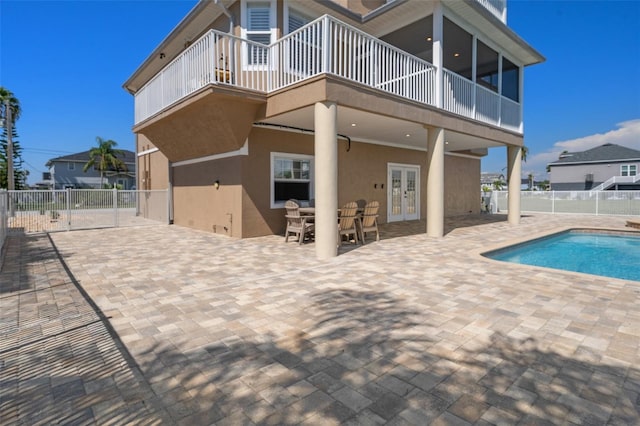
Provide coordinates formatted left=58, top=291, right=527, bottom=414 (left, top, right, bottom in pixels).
left=590, top=175, right=640, bottom=192
left=134, top=15, right=521, bottom=134
left=474, top=0, right=507, bottom=22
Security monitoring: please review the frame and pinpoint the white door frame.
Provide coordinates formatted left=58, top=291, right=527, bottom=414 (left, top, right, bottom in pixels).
left=387, top=163, right=420, bottom=222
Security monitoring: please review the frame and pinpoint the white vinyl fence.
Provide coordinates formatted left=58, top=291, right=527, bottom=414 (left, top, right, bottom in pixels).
left=7, top=189, right=169, bottom=234
left=490, top=190, right=640, bottom=216
left=0, top=190, right=7, bottom=256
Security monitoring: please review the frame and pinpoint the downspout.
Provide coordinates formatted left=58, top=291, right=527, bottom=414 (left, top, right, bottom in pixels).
left=214, top=0, right=234, bottom=33
left=214, top=0, right=235, bottom=84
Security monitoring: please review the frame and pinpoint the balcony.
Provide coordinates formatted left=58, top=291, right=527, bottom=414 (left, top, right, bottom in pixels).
left=134, top=15, right=521, bottom=134
left=475, top=0, right=507, bottom=22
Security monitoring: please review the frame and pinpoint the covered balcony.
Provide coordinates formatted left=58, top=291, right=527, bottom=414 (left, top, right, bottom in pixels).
left=133, top=14, right=523, bottom=134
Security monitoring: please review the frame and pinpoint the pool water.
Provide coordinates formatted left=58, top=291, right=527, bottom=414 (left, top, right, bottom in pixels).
left=485, top=230, right=640, bottom=281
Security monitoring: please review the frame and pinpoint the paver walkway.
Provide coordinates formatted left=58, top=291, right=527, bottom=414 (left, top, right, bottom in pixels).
left=1, top=214, right=639, bottom=425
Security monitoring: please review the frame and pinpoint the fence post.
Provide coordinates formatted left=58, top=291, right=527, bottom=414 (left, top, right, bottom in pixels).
left=595, top=191, right=599, bottom=215
left=551, top=191, right=555, bottom=214
left=66, top=188, right=71, bottom=231
left=113, top=188, right=119, bottom=227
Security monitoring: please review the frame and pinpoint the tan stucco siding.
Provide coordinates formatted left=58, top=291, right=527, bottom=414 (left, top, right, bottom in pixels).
left=338, top=141, right=424, bottom=222
left=444, top=154, right=482, bottom=215
left=136, top=134, right=169, bottom=191
left=243, top=127, right=315, bottom=237
left=240, top=127, right=481, bottom=237
left=172, top=157, right=243, bottom=237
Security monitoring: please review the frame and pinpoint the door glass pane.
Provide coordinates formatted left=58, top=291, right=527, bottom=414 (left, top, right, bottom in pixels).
left=392, top=170, right=402, bottom=215
left=406, top=170, right=416, bottom=215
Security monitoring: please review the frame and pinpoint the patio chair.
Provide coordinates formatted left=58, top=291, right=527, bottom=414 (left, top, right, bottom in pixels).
left=359, top=200, right=380, bottom=243
left=338, top=201, right=359, bottom=245
left=284, top=200, right=314, bottom=244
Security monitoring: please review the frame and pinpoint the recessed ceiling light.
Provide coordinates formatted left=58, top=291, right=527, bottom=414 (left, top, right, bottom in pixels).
left=351, top=123, right=357, bottom=127
left=405, top=134, right=411, bottom=137
left=426, top=37, right=432, bottom=42
left=454, top=53, right=460, bottom=57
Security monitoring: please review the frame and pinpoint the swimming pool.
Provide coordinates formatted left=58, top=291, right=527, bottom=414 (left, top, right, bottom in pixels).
left=484, top=230, right=640, bottom=281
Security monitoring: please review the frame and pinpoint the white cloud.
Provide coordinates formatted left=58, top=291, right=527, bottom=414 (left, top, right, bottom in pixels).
left=525, top=119, right=640, bottom=179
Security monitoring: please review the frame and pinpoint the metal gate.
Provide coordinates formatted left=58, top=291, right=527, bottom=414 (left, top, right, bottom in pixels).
left=7, top=189, right=169, bottom=234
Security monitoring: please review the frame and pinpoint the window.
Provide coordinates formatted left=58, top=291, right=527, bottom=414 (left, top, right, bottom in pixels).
left=68, top=162, right=75, bottom=171
left=285, top=8, right=319, bottom=75
left=242, top=1, right=275, bottom=66
left=502, top=57, right=519, bottom=102
left=621, top=164, right=637, bottom=176
left=443, top=18, right=472, bottom=80
left=476, top=40, right=499, bottom=93
left=271, top=153, right=313, bottom=208
left=286, top=9, right=310, bottom=34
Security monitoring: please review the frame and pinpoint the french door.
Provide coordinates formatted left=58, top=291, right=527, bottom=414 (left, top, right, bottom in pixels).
left=387, top=164, right=420, bottom=222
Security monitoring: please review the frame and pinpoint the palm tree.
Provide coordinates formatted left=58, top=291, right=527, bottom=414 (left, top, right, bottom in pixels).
left=83, top=137, right=126, bottom=188
left=0, top=87, right=21, bottom=121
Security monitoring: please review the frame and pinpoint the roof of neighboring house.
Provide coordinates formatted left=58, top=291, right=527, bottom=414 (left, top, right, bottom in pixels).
left=548, top=143, right=640, bottom=166
left=46, top=150, right=136, bottom=167
left=480, top=172, right=505, bottom=184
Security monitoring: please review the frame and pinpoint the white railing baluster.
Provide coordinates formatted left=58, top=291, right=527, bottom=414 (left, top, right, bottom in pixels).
left=134, top=15, right=520, bottom=133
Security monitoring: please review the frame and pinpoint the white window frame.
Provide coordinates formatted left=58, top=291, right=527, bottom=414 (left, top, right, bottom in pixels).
left=284, top=2, right=313, bottom=35
left=270, top=152, right=314, bottom=209
left=621, top=164, right=637, bottom=177
left=282, top=4, right=319, bottom=77
left=241, top=0, right=276, bottom=70
left=68, top=162, right=75, bottom=171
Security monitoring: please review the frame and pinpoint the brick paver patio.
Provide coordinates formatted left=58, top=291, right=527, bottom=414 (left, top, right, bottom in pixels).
left=1, top=214, right=639, bottom=425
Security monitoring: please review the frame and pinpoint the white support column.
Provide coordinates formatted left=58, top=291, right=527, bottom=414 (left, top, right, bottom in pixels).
left=426, top=127, right=445, bottom=237
left=314, top=101, right=338, bottom=259
left=507, top=145, right=521, bottom=225
left=433, top=3, right=444, bottom=109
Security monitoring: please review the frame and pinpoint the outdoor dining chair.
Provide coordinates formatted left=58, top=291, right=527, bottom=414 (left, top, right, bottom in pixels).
left=359, top=200, right=380, bottom=243
left=338, top=201, right=359, bottom=246
left=284, top=199, right=314, bottom=244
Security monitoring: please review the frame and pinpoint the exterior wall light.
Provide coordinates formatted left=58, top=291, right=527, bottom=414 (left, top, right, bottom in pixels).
left=214, top=180, right=220, bottom=189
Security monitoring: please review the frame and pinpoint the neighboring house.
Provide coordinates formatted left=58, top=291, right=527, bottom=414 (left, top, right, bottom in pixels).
left=548, top=143, right=640, bottom=191
left=123, top=0, right=543, bottom=258
left=45, top=150, right=136, bottom=190
left=481, top=172, right=506, bottom=190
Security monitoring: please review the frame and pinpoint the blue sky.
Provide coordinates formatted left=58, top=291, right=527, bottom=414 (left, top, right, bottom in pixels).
left=1, top=0, right=639, bottom=185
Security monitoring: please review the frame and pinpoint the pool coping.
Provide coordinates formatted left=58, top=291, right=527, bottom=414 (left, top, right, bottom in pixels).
left=474, top=225, right=640, bottom=284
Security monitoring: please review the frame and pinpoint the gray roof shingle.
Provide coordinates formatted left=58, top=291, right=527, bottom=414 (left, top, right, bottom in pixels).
left=548, top=143, right=640, bottom=165
left=46, top=149, right=136, bottom=166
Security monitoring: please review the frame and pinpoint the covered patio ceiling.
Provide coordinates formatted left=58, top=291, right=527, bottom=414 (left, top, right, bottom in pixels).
left=257, top=105, right=506, bottom=153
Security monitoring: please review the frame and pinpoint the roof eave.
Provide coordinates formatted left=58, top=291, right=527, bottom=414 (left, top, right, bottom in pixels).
left=123, top=0, right=223, bottom=94
left=549, top=157, right=640, bottom=166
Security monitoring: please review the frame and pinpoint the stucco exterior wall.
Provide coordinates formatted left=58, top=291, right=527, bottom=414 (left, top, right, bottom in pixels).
left=172, top=157, right=244, bottom=237
left=444, top=154, right=481, bottom=215
left=137, top=134, right=169, bottom=191
left=241, top=127, right=481, bottom=237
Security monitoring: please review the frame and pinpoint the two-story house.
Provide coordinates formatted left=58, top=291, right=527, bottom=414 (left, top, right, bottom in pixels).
left=45, top=150, right=136, bottom=189
left=124, top=0, right=543, bottom=258
left=548, top=143, right=640, bottom=191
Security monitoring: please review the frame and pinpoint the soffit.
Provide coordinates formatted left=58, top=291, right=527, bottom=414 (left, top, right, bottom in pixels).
left=258, top=105, right=504, bottom=153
